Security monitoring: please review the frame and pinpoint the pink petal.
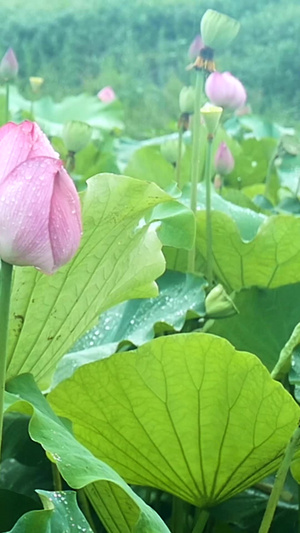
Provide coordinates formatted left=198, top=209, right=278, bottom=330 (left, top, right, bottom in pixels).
left=28, top=122, right=59, bottom=159
left=0, top=157, right=61, bottom=273
left=97, top=86, right=116, bottom=103
left=49, top=166, right=82, bottom=272
left=0, top=122, right=58, bottom=184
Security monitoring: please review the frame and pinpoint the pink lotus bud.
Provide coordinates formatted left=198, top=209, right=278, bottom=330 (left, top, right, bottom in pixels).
left=97, top=86, right=116, bottom=103
left=214, top=142, right=235, bottom=175
left=0, top=121, right=82, bottom=274
left=188, top=35, right=204, bottom=59
left=205, top=71, right=247, bottom=111
left=0, top=48, right=18, bottom=81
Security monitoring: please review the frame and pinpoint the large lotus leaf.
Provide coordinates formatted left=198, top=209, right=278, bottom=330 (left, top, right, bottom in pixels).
left=4, top=375, right=170, bottom=533
left=6, top=174, right=169, bottom=388
left=48, top=333, right=299, bottom=508
left=52, top=271, right=206, bottom=387
left=190, top=185, right=300, bottom=289
left=209, top=284, right=300, bottom=371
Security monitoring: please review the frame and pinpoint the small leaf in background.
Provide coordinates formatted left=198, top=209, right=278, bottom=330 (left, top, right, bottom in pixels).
left=4, top=490, right=93, bottom=533
left=49, top=333, right=299, bottom=507
left=125, top=145, right=176, bottom=190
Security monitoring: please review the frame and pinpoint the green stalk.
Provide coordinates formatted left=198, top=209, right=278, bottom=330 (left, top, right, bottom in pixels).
left=171, top=496, right=189, bottom=533
left=205, top=135, right=214, bottom=288
left=176, top=126, right=184, bottom=189
left=0, top=260, right=13, bottom=454
left=5, top=82, right=10, bottom=123
left=298, top=485, right=300, bottom=533
left=258, top=426, right=300, bottom=533
left=192, top=509, right=209, bottom=533
left=188, top=69, right=204, bottom=273
left=264, top=143, right=279, bottom=199
left=77, top=489, right=97, bottom=532
left=51, top=463, right=63, bottom=491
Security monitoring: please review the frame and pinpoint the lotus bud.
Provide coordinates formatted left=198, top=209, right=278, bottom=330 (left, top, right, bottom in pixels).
left=97, top=86, right=116, bottom=103
left=205, top=72, right=247, bottom=111
left=161, top=139, right=185, bottom=165
left=62, top=121, right=92, bottom=154
left=0, top=121, right=82, bottom=274
left=200, top=9, right=240, bottom=50
left=200, top=103, right=223, bottom=135
left=214, top=142, right=234, bottom=175
left=205, top=284, right=237, bottom=318
left=188, top=35, right=204, bottom=59
left=0, top=48, right=18, bottom=82
left=29, top=76, right=44, bottom=94
left=179, top=86, right=195, bottom=114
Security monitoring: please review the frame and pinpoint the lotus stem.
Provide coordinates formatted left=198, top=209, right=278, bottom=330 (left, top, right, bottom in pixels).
left=0, top=260, right=13, bottom=455
left=258, top=426, right=300, bottom=533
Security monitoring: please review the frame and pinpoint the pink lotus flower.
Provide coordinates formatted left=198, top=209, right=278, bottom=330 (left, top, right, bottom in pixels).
left=188, top=35, right=204, bottom=59
left=0, top=121, right=82, bottom=274
left=214, top=142, right=235, bottom=175
left=0, top=48, right=18, bottom=81
left=97, top=86, right=116, bottom=103
left=205, top=71, right=247, bottom=110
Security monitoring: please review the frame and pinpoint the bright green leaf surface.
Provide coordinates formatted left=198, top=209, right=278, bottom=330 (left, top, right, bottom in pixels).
left=6, top=174, right=169, bottom=388
left=4, top=375, right=170, bottom=533
left=49, top=333, right=299, bottom=507
left=195, top=209, right=300, bottom=290
left=209, top=284, right=300, bottom=371
left=53, top=271, right=206, bottom=386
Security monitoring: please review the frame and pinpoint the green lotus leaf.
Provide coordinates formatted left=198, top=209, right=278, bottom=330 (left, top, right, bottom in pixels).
left=5, top=375, right=170, bottom=533
left=49, top=333, right=299, bottom=507
left=209, top=284, right=300, bottom=371
left=6, top=174, right=169, bottom=388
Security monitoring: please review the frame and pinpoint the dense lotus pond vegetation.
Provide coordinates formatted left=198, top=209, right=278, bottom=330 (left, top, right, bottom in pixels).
left=0, top=3, right=300, bottom=533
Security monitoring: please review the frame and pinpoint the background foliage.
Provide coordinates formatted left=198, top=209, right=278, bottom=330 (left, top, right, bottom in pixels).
left=1, top=0, right=299, bottom=135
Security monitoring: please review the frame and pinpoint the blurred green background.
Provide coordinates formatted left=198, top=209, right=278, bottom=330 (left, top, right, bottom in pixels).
left=1, top=0, right=299, bottom=136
